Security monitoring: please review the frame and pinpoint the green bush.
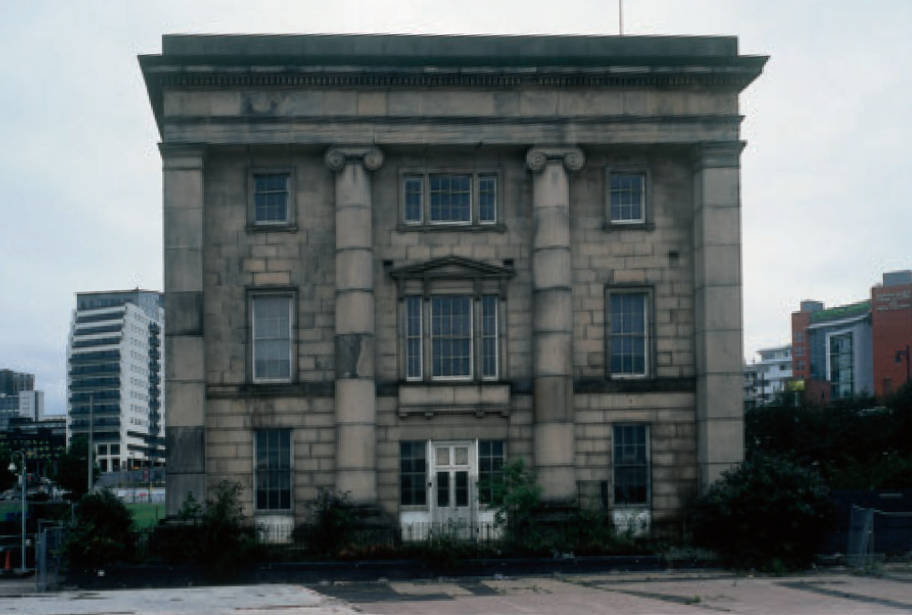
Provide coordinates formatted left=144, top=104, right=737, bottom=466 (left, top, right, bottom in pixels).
left=691, top=455, right=832, bottom=570
left=490, top=458, right=542, bottom=548
left=65, top=489, right=136, bottom=572
left=149, top=481, right=257, bottom=578
left=292, top=488, right=357, bottom=556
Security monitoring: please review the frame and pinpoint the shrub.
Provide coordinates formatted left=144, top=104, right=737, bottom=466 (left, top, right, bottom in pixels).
left=691, top=454, right=832, bottom=570
left=292, top=488, right=357, bottom=556
left=149, top=481, right=257, bottom=578
left=490, top=458, right=542, bottom=548
left=65, top=489, right=136, bottom=572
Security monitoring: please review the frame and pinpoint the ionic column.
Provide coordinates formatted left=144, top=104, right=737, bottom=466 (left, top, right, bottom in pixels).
left=526, top=146, right=584, bottom=502
left=161, top=144, right=207, bottom=515
left=325, top=146, right=383, bottom=504
left=692, top=141, right=745, bottom=489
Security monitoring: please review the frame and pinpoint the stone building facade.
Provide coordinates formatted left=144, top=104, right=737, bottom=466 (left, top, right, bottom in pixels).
left=140, top=33, right=765, bottom=538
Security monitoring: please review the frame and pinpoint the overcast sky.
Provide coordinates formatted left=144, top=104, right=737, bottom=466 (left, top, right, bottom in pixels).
left=1, top=1, right=910, bottom=415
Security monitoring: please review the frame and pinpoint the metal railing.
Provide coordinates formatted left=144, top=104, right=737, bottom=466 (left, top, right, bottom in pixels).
left=400, top=520, right=501, bottom=543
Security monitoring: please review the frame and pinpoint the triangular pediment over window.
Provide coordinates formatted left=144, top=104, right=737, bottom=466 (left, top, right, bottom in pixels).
left=389, top=256, right=515, bottom=281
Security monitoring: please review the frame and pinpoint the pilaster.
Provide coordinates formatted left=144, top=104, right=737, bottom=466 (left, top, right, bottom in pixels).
left=326, top=146, right=383, bottom=503
left=692, top=141, right=745, bottom=489
left=161, top=143, right=207, bottom=514
left=526, top=146, right=584, bottom=501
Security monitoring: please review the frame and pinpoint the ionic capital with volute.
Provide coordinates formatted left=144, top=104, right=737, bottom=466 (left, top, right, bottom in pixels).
left=324, top=146, right=385, bottom=172
left=525, top=146, right=585, bottom=173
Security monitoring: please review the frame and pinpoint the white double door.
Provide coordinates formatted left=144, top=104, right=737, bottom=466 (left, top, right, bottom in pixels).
left=430, top=440, right=477, bottom=531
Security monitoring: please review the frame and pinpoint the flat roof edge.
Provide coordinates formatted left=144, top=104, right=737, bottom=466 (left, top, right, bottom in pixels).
left=160, top=32, right=743, bottom=60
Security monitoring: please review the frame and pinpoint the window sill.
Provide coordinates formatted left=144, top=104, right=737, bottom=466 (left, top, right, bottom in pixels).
left=396, top=223, right=506, bottom=233
left=246, top=224, right=299, bottom=233
left=602, top=222, right=655, bottom=232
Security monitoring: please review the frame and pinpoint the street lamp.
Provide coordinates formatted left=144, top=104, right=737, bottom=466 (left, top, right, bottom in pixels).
left=7, top=451, right=27, bottom=573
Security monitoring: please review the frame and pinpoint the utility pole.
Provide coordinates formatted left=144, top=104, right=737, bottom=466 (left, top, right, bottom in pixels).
left=87, top=393, right=94, bottom=493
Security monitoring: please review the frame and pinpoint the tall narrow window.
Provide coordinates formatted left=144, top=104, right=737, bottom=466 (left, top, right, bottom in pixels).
left=429, top=174, right=471, bottom=223
left=253, top=173, right=290, bottom=224
left=613, top=424, right=649, bottom=506
left=255, top=429, right=291, bottom=511
left=608, top=172, right=645, bottom=224
left=252, top=295, right=293, bottom=382
left=403, top=175, right=424, bottom=224
left=478, top=440, right=505, bottom=505
left=400, top=441, right=427, bottom=506
left=829, top=332, right=854, bottom=399
left=405, top=296, right=423, bottom=380
left=478, top=174, right=498, bottom=223
left=431, top=296, right=472, bottom=378
left=608, top=292, right=648, bottom=377
left=481, top=295, right=498, bottom=379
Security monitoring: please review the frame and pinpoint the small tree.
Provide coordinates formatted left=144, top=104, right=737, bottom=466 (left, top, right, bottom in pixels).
left=53, top=435, right=98, bottom=502
left=691, top=454, right=832, bottom=570
left=491, top=458, right=542, bottom=548
left=65, top=489, right=135, bottom=572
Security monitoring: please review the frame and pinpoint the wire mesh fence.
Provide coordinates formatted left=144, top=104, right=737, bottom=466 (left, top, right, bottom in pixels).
left=846, top=505, right=912, bottom=568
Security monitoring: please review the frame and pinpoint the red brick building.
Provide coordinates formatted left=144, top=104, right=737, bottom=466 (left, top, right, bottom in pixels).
left=791, top=271, right=912, bottom=402
left=872, top=271, right=912, bottom=397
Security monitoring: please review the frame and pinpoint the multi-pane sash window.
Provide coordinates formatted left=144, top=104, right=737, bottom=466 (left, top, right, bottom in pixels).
left=613, top=424, right=649, bottom=506
left=255, top=429, right=291, bottom=511
left=829, top=332, right=854, bottom=399
left=478, top=175, right=497, bottom=223
left=478, top=440, right=505, bottom=505
left=481, top=295, right=498, bottom=379
left=431, top=296, right=472, bottom=378
left=430, top=174, right=471, bottom=223
left=405, top=296, right=423, bottom=380
left=401, top=172, right=499, bottom=225
left=252, top=295, right=293, bottom=382
left=253, top=173, right=290, bottom=224
left=404, top=294, right=501, bottom=381
left=403, top=176, right=424, bottom=224
left=609, top=172, right=646, bottom=223
left=400, top=441, right=427, bottom=506
left=609, top=292, right=648, bottom=376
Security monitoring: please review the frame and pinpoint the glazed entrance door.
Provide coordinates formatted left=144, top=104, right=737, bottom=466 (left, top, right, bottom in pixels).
left=430, top=441, right=476, bottom=536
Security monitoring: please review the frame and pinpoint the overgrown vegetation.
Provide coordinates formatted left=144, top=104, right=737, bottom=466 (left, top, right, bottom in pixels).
left=292, top=488, right=358, bottom=555
left=148, top=481, right=258, bottom=578
left=52, top=435, right=99, bottom=502
left=65, top=489, right=136, bottom=572
left=690, top=454, right=832, bottom=570
left=747, top=383, right=912, bottom=489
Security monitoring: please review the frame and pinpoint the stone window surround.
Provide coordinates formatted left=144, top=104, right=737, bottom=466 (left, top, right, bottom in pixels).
left=604, top=284, right=656, bottom=380
left=400, top=290, right=504, bottom=384
left=603, top=165, right=655, bottom=232
left=396, top=167, right=505, bottom=232
left=612, top=423, right=651, bottom=508
left=247, top=287, right=297, bottom=385
left=247, top=166, right=297, bottom=232
left=253, top=428, right=293, bottom=514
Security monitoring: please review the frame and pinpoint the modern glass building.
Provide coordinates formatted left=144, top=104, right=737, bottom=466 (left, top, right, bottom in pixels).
left=66, top=290, right=165, bottom=471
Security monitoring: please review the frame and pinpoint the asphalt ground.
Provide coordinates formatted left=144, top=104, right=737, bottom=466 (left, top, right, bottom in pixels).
left=1, top=567, right=911, bottom=614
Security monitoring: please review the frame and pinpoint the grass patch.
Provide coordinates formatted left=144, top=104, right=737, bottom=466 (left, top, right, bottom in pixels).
left=126, top=502, right=163, bottom=530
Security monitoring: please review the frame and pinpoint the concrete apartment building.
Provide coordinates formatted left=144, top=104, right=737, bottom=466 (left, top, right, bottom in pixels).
left=67, top=290, right=165, bottom=472
left=140, top=33, right=765, bottom=538
left=744, top=345, right=792, bottom=407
